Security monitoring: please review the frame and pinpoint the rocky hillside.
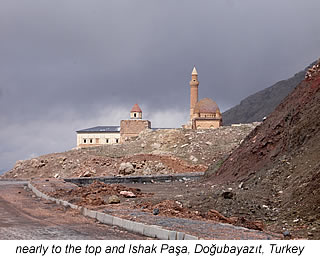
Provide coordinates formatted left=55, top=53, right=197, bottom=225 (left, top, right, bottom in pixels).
left=205, top=59, right=320, bottom=238
left=222, top=61, right=315, bottom=125
left=2, top=124, right=258, bottom=179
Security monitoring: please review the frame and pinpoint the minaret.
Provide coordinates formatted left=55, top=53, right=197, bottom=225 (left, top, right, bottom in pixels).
left=190, top=66, right=199, bottom=120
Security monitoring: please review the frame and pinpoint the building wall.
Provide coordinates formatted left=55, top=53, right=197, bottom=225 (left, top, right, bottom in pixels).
left=194, top=119, right=221, bottom=129
left=198, top=112, right=221, bottom=118
left=120, top=119, right=151, bottom=142
left=77, top=132, right=120, bottom=147
left=130, top=112, right=142, bottom=119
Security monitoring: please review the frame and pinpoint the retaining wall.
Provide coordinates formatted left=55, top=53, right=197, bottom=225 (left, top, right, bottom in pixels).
left=63, top=172, right=204, bottom=186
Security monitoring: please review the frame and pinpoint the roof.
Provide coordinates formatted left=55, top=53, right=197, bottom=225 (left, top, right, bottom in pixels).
left=76, top=126, right=172, bottom=133
left=76, top=126, right=120, bottom=133
left=131, top=104, right=142, bottom=113
left=192, top=66, right=198, bottom=75
left=194, top=98, right=220, bottom=114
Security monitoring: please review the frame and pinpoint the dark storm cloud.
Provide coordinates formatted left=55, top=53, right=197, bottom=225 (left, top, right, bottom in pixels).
left=1, top=0, right=320, bottom=172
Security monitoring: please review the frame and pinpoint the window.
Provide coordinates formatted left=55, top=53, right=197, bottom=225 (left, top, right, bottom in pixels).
left=134, top=113, right=136, bottom=117
left=90, top=139, right=93, bottom=143
left=115, top=138, right=119, bottom=143
left=106, top=138, right=109, bottom=143
left=83, top=139, right=87, bottom=144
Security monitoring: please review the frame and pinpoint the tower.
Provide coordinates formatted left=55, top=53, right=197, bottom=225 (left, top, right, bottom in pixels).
left=120, top=104, right=151, bottom=143
left=130, top=103, right=142, bottom=119
left=190, top=66, right=199, bottom=120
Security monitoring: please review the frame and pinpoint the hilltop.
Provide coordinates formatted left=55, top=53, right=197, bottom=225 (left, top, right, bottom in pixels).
left=2, top=124, right=257, bottom=179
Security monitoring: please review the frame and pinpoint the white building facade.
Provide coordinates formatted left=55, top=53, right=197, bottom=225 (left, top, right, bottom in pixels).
left=76, top=126, right=120, bottom=148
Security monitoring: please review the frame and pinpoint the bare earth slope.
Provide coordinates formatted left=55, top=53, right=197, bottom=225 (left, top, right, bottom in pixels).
left=206, top=60, right=320, bottom=238
left=2, top=124, right=257, bottom=179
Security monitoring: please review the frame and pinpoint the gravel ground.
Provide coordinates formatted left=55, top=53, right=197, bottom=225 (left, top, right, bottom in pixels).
left=0, top=181, right=149, bottom=240
left=31, top=178, right=283, bottom=240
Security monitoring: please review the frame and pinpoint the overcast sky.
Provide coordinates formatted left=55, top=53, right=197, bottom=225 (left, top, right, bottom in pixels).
left=1, top=0, right=320, bottom=173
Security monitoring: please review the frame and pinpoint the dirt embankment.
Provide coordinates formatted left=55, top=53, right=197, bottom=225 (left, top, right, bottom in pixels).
left=35, top=179, right=266, bottom=232
left=2, top=124, right=257, bottom=179
left=205, top=59, right=320, bottom=239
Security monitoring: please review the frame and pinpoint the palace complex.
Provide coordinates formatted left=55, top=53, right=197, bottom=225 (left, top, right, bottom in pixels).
left=76, top=67, right=222, bottom=147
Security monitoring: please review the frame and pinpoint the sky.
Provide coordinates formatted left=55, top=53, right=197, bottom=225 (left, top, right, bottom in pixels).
left=1, top=0, right=320, bottom=173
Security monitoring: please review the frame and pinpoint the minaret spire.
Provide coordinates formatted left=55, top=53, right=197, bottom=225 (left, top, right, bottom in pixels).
left=192, top=66, right=198, bottom=75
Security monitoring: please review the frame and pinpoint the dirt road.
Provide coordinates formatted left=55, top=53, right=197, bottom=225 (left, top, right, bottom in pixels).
left=0, top=181, right=147, bottom=239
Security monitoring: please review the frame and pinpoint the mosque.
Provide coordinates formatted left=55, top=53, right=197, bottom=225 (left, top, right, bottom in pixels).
left=183, top=66, right=222, bottom=129
left=76, top=67, right=222, bottom=147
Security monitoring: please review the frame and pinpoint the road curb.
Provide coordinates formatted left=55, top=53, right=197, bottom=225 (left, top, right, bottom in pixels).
left=27, top=182, right=199, bottom=240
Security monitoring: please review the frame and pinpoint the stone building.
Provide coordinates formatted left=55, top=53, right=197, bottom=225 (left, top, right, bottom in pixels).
left=120, top=104, right=151, bottom=142
left=183, top=67, right=222, bottom=129
left=76, top=104, right=150, bottom=148
left=76, top=126, right=121, bottom=147
left=76, top=66, right=222, bottom=147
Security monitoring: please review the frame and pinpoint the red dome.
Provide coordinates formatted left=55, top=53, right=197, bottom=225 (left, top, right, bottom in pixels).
left=194, top=98, right=220, bottom=114
left=130, top=104, right=142, bottom=113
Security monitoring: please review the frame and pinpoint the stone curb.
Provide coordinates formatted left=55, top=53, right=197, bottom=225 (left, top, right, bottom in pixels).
left=27, top=182, right=199, bottom=240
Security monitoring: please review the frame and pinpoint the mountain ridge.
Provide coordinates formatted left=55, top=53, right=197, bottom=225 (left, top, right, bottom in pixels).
left=222, top=61, right=315, bottom=125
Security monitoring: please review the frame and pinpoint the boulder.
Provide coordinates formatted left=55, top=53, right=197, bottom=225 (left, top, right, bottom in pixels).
left=283, top=230, right=291, bottom=238
left=151, top=143, right=161, bottom=149
left=107, top=195, right=120, bottom=204
left=14, top=160, right=24, bottom=170
left=189, top=155, right=198, bottom=162
left=153, top=208, right=160, bottom=215
left=30, top=159, right=39, bottom=168
left=120, top=191, right=136, bottom=198
left=222, top=191, right=234, bottom=199
left=39, top=159, right=47, bottom=167
left=118, top=162, right=135, bottom=175
left=83, top=171, right=92, bottom=177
